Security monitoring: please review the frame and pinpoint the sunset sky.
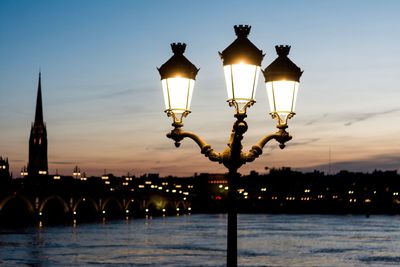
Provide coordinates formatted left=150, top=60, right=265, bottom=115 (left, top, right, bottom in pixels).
left=1, top=0, right=400, bottom=177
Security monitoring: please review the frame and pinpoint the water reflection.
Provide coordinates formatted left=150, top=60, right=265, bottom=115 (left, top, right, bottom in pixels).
left=1, top=215, right=400, bottom=266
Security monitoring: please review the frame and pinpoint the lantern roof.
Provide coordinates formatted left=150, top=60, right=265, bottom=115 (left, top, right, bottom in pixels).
left=219, top=25, right=264, bottom=66
left=158, top=43, right=199, bottom=80
left=263, top=45, right=303, bottom=82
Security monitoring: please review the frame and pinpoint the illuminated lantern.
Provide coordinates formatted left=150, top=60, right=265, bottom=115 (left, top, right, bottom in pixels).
left=263, top=45, right=303, bottom=125
left=158, top=43, right=199, bottom=124
left=219, top=25, right=264, bottom=114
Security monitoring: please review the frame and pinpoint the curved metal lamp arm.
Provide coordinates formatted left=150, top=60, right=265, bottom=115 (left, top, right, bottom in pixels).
left=166, top=124, right=222, bottom=163
left=245, top=125, right=292, bottom=163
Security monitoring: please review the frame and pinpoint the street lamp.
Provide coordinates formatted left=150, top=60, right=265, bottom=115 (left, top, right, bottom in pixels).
left=219, top=25, right=264, bottom=114
left=264, top=45, right=303, bottom=126
left=158, top=42, right=199, bottom=125
left=158, top=25, right=303, bottom=267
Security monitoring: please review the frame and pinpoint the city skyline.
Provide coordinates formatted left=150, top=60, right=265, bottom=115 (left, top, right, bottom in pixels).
left=1, top=0, right=400, bottom=177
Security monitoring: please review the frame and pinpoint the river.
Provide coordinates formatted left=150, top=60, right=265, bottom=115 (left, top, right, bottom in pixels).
left=1, top=214, right=400, bottom=266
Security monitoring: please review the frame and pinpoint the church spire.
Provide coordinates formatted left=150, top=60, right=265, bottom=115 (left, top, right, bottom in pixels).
left=28, top=72, right=48, bottom=178
left=34, top=72, right=43, bottom=124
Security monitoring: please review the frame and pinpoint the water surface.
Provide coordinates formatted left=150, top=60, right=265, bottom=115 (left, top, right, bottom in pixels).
left=1, top=214, right=400, bottom=266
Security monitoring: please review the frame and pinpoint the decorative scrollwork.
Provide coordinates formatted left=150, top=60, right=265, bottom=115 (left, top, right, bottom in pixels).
left=166, top=113, right=292, bottom=172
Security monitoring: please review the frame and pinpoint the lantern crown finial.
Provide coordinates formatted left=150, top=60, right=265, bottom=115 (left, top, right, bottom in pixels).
left=220, top=25, right=263, bottom=66
left=171, top=42, right=186, bottom=55
left=234, top=25, right=251, bottom=38
left=263, top=44, right=303, bottom=82
left=158, top=43, right=199, bottom=80
left=275, top=45, right=291, bottom=57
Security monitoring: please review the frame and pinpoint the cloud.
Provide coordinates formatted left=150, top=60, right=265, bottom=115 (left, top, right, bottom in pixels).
left=304, top=113, right=329, bottom=126
left=10, top=159, right=25, bottom=163
left=344, top=108, right=400, bottom=126
left=303, top=153, right=400, bottom=173
left=49, top=161, right=76, bottom=165
left=288, top=138, right=321, bottom=147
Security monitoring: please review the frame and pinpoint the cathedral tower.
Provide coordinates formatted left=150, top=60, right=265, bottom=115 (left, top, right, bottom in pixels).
left=28, top=72, right=48, bottom=177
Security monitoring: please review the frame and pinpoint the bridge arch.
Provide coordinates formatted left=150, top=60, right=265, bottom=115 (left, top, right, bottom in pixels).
left=73, top=197, right=99, bottom=213
left=146, top=195, right=169, bottom=216
left=102, top=197, right=123, bottom=218
left=39, top=195, right=70, bottom=213
left=124, top=198, right=141, bottom=217
left=73, top=197, right=99, bottom=221
left=39, top=195, right=70, bottom=224
left=0, top=195, right=35, bottom=227
left=0, top=195, right=34, bottom=213
left=175, top=200, right=186, bottom=214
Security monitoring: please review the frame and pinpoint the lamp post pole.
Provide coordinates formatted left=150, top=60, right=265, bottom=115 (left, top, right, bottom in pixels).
left=159, top=25, right=302, bottom=267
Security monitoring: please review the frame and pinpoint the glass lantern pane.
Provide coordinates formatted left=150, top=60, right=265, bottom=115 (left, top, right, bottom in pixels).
left=162, top=77, right=195, bottom=115
left=224, top=63, right=260, bottom=103
left=266, top=80, right=299, bottom=118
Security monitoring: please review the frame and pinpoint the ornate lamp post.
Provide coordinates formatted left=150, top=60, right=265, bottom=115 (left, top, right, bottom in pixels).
left=158, top=25, right=303, bottom=267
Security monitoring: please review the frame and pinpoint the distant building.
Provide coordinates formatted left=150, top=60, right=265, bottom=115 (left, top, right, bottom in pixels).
left=0, top=156, right=11, bottom=180
left=28, top=73, right=48, bottom=177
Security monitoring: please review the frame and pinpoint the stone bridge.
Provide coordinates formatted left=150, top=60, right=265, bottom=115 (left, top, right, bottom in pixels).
left=0, top=177, right=193, bottom=227
left=0, top=193, right=190, bottom=226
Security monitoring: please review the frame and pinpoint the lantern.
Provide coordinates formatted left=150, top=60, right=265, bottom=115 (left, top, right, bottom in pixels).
left=158, top=43, right=199, bottom=123
left=263, top=45, right=303, bottom=125
left=219, top=25, right=264, bottom=114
